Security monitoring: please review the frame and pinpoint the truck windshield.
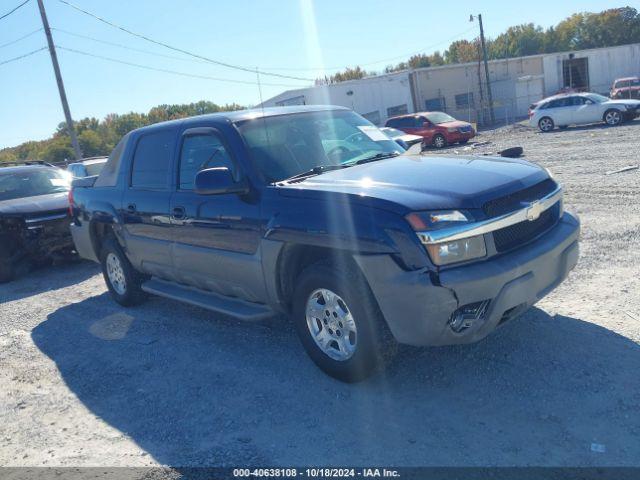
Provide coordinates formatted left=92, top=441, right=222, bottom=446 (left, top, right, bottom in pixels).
left=235, top=110, right=403, bottom=183
left=0, top=169, right=69, bottom=201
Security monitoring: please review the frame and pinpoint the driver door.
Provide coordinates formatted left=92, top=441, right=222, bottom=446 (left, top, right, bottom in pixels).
left=169, top=127, right=266, bottom=302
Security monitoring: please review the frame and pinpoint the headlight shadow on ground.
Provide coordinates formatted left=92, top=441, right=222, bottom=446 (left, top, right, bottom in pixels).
left=31, top=295, right=640, bottom=467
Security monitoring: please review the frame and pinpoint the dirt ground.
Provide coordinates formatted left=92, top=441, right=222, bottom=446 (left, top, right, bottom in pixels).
left=1, top=120, right=639, bottom=469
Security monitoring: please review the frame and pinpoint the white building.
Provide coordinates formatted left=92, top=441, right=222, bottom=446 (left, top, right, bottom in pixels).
left=260, top=43, right=640, bottom=126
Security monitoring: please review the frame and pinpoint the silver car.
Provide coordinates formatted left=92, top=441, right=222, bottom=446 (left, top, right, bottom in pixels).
left=529, top=93, right=640, bottom=132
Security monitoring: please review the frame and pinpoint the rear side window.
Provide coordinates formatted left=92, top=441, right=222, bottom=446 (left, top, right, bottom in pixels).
left=179, top=133, right=236, bottom=190
left=131, top=130, right=174, bottom=189
left=95, top=134, right=128, bottom=187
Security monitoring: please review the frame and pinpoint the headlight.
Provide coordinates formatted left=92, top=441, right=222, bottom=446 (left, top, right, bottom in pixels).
left=425, top=235, right=487, bottom=266
left=406, top=210, right=487, bottom=265
left=406, top=210, right=470, bottom=230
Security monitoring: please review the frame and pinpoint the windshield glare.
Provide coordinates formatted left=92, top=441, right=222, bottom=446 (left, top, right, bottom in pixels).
left=236, top=110, right=403, bottom=183
left=0, top=169, right=69, bottom=202
left=425, top=112, right=456, bottom=124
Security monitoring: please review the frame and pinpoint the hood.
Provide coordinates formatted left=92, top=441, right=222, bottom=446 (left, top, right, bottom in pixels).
left=0, top=192, right=69, bottom=216
left=278, top=154, right=549, bottom=212
left=606, top=99, right=640, bottom=106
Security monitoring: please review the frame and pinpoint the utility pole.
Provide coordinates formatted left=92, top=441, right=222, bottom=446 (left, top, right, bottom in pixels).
left=471, top=14, right=495, bottom=125
left=37, top=0, right=82, bottom=160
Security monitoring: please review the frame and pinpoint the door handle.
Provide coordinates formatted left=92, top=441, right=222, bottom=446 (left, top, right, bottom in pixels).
left=126, top=203, right=137, bottom=214
left=172, top=206, right=186, bottom=220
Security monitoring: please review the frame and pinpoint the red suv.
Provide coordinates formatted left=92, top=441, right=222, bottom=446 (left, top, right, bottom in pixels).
left=385, top=111, right=475, bottom=148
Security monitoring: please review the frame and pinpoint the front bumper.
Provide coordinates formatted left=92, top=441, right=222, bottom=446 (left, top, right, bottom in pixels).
left=354, top=212, right=580, bottom=346
left=447, top=130, right=476, bottom=142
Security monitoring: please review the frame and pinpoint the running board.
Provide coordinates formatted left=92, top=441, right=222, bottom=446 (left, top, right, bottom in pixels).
left=141, top=278, right=275, bottom=321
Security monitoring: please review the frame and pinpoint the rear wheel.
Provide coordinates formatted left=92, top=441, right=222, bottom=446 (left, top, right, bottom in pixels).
left=100, top=236, right=147, bottom=306
left=604, top=109, right=622, bottom=126
left=292, top=261, right=395, bottom=382
left=538, top=117, right=554, bottom=132
left=432, top=134, right=447, bottom=148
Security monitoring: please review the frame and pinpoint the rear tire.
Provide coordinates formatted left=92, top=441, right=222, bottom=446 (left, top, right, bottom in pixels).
left=100, top=236, right=147, bottom=306
left=291, top=260, right=395, bottom=382
left=538, top=117, right=554, bottom=132
left=432, top=134, right=447, bottom=148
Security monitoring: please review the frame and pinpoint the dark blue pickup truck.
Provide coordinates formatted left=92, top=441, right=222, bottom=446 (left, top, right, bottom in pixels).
left=70, top=105, right=580, bottom=381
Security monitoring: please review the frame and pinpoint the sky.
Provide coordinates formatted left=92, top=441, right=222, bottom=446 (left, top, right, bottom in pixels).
left=0, top=0, right=637, bottom=148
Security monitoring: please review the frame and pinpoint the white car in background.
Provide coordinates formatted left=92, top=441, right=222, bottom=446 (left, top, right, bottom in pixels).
left=67, top=156, right=108, bottom=178
left=529, top=93, right=640, bottom=132
left=380, top=127, right=423, bottom=150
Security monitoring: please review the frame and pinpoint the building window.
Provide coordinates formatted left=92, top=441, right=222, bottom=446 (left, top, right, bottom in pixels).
left=425, top=97, right=446, bottom=111
left=455, top=93, right=474, bottom=109
left=362, top=111, right=381, bottom=125
left=386, top=104, right=408, bottom=117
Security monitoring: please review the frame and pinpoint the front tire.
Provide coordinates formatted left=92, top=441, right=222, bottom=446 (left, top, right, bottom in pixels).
left=432, top=134, right=447, bottom=148
left=604, top=109, right=622, bottom=126
left=100, top=236, right=147, bottom=306
left=292, top=261, right=395, bottom=382
left=538, top=117, right=554, bottom=132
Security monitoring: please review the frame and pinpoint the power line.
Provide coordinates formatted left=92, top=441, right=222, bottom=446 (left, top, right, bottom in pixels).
left=52, top=27, right=212, bottom=64
left=57, top=0, right=314, bottom=82
left=0, top=28, right=42, bottom=49
left=56, top=45, right=308, bottom=88
left=51, top=21, right=476, bottom=75
left=0, top=46, right=47, bottom=66
left=0, top=0, right=30, bottom=21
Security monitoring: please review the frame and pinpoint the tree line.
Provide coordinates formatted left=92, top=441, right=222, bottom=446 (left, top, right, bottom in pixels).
left=0, top=101, right=244, bottom=164
left=316, top=6, right=640, bottom=84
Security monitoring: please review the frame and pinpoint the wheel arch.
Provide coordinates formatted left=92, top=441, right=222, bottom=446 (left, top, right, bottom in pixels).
left=275, top=243, right=365, bottom=313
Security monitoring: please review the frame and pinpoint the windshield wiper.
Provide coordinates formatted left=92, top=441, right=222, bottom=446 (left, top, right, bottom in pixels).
left=276, top=164, right=350, bottom=184
left=349, top=152, right=401, bottom=165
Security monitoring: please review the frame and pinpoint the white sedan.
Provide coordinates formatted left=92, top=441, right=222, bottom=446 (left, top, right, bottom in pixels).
left=529, top=93, right=640, bottom=132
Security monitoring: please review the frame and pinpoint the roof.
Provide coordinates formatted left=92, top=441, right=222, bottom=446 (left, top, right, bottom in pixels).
left=0, top=164, right=59, bottom=174
left=614, top=76, right=640, bottom=82
left=133, top=105, right=350, bottom=135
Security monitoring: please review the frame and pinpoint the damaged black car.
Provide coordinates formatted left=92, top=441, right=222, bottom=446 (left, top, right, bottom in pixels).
left=0, top=164, right=75, bottom=282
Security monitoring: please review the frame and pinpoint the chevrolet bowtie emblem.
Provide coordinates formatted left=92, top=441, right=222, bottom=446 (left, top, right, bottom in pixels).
left=526, top=201, right=543, bottom=221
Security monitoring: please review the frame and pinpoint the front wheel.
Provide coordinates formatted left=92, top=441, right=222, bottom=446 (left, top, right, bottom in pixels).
left=538, top=117, right=554, bottom=132
left=100, top=236, right=147, bottom=306
left=604, top=109, right=622, bottom=126
left=292, top=261, right=395, bottom=382
left=432, top=134, right=447, bottom=148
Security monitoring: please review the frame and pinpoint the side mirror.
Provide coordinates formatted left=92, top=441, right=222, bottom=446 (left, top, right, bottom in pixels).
left=422, top=121, right=431, bottom=127
left=195, top=167, right=248, bottom=195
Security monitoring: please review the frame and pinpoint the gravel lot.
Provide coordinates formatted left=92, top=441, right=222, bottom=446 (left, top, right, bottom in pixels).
left=1, top=120, right=639, bottom=469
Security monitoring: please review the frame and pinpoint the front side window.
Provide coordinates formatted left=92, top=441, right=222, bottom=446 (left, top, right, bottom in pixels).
left=236, top=110, right=403, bottom=183
left=0, top=168, right=69, bottom=201
left=179, top=133, right=235, bottom=190
left=130, top=130, right=174, bottom=189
